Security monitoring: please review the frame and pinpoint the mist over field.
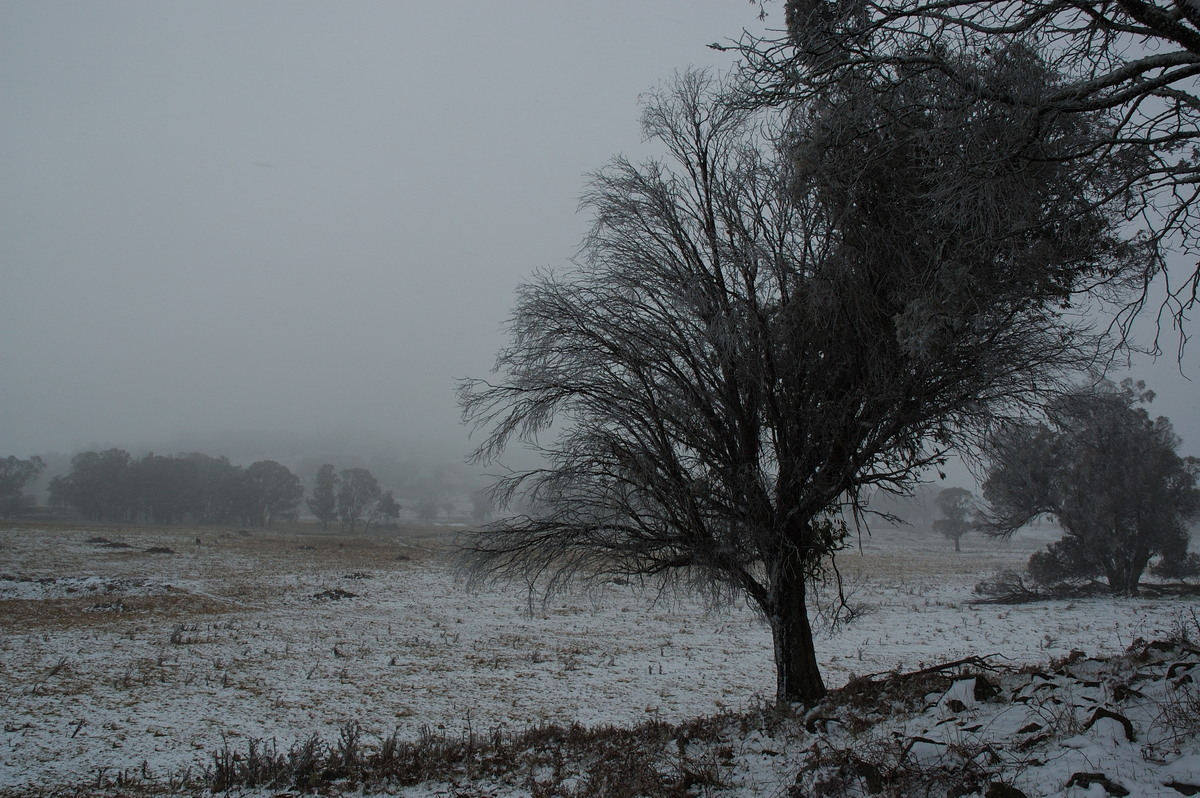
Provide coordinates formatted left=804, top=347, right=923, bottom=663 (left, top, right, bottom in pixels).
left=0, top=3, right=770, bottom=466
left=2, top=3, right=1196, bottom=476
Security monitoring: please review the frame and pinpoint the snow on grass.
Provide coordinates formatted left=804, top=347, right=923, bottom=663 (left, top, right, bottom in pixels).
left=0, top=523, right=1196, bottom=796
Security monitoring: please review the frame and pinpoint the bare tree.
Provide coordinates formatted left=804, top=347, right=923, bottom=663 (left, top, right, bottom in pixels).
left=336, top=468, right=380, bottom=533
left=459, top=69, right=1143, bottom=703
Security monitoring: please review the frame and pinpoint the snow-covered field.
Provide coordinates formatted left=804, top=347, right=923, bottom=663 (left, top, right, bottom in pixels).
left=1, top=522, right=1197, bottom=796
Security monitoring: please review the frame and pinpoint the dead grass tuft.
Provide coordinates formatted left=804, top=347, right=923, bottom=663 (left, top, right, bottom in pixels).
left=203, top=716, right=730, bottom=796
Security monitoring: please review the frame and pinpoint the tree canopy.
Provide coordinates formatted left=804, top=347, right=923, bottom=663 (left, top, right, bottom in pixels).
left=981, top=379, right=1200, bottom=594
left=933, top=487, right=977, bottom=552
left=736, top=0, right=1200, bottom=347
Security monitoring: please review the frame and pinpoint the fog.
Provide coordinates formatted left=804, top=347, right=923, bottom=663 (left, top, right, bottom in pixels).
left=1, top=2, right=1196, bottom=477
left=0, top=2, right=771, bottom=466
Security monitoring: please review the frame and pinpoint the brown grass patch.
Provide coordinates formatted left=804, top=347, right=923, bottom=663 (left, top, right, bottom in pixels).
left=0, top=593, right=240, bottom=630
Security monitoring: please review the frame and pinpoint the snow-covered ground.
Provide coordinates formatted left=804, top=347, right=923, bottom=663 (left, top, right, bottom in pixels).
left=1, top=523, right=1196, bottom=795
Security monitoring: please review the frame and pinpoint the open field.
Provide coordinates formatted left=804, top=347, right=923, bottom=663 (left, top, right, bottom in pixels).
left=2, top=521, right=1198, bottom=795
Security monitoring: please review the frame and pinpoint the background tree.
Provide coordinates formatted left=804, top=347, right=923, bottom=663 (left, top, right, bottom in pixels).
left=981, top=379, right=1200, bottom=594
left=336, top=467, right=380, bottom=533
left=49, top=449, right=135, bottom=522
left=460, top=70, right=1143, bottom=703
left=415, top=496, right=441, bottom=522
left=365, top=490, right=401, bottom=533
left=306, top=464, right=338, bottom=530
left=932, top=487, right=977, bottom=552
left=41, top=450, right=307, bottom=527
left=183, top=453, right=242, bottom=524
left=0, top=455, right=45, bottom=518
left=132, top=453, right=198, bottom=524
left=737, top=0, right=1200, bottom=341
left=244, top=460, right=303, bottom=527
left=470, top=491, right=493, bottom=524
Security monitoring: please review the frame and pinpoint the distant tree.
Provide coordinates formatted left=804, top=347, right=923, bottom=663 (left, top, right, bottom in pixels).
left=0, top=455, right=45, bottom=518
left=415, top=496, right=440, bottom=522
left=245, top=460, right=304, bottom=527
left=132, top=453, right=198, bottom=524
left=306, top=464, right=338, bottom=530
left=865, top=483, right=939, bottom=529
left=933, top=487, right=977, bottom=553
left=982, top=380, right=1200, bottom=595
left=337, top=468, right=381, bottom=533
left=213, top=466, right=255, bottom=527
left=365, top=490, right=402, bottom=533
left=470, top=491, right=492, bottom=524
left=182, top=453, right=242, bottom=524
left=49, top=449, right=135, bottom=522
left=459, top=70, right=1142, bottom=703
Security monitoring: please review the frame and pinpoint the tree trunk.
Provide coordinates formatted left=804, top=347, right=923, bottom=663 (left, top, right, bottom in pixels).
left=1107, top=574, right=1138, bottom=596
left=954, top=536, right=960, bottom=553
left=770, top=566, right=826, bottom=705
left=1104, top=554, right=1147, bottom=596
left=1107, top=563, right=1145, bottom=596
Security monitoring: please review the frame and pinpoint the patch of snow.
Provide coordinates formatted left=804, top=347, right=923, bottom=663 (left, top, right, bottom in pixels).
left=0, top=525, right=1198, bottom=796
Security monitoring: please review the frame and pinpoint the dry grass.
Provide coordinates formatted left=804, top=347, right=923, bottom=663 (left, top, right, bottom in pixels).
left=0, top=521, right=455, bottom=635
left=202, top=716, right=732, bottom=797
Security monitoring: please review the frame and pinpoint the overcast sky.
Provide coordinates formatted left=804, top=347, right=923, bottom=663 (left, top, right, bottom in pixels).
left=1, top=2, right=1196, bottom=468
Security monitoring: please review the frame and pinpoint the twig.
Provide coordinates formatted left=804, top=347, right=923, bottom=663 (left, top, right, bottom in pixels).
left=860, top=654, right=1009, bottom=683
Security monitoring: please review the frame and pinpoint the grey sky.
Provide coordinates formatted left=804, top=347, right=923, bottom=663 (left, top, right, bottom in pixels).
left=1, top=2, right=1196, bottom=466
left=1, top=2, right=771, bottom=459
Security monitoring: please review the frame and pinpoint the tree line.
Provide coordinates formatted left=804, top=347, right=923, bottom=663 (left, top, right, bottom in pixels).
left=0, top=448, right=402, bottom=531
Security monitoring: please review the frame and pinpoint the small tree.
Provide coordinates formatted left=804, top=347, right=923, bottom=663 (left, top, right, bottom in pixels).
left=933, top=487, right=976, bottom=553
left=337, top=468, right=381, bottom=533
left=306, top=464, right=338, bottom=530
left=365, top=490, right=401, bottom=532
left=0, top=455, right=45, bottom=518
left=982, top=380, right=1200, bottom=595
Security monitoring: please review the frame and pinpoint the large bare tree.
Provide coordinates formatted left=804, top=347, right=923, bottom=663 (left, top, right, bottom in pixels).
left=736, top=0, right=1200, bottom=346
left=460, top=68, right=1145, bottom=703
